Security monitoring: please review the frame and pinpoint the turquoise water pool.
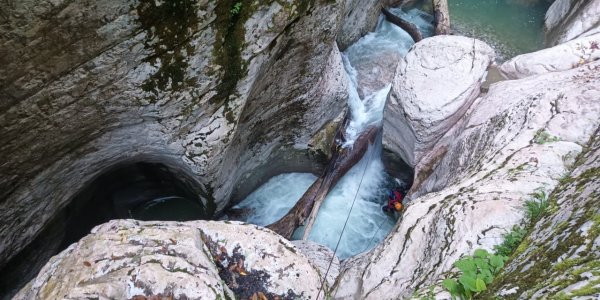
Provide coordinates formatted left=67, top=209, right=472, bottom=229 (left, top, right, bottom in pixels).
left=413, top=0, right=553, bottom=59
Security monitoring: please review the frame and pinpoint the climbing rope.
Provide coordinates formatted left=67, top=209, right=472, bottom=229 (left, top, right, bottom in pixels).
left=316, top=141, right=377, bottom=300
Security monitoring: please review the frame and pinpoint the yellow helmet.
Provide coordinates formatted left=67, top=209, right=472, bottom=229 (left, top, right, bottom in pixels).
left=394, top=202, right=402, bottom=211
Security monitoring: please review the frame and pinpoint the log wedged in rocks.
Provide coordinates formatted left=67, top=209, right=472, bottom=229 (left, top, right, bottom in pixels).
left=381, top=8, right=423, bottom=43
left=432, top=0, right=451, bottom=35
left=267, top=125, right=379, bottom=239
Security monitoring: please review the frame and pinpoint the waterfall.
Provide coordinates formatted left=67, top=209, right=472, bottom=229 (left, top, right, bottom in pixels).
left=233, top=8, right=433, bottom=260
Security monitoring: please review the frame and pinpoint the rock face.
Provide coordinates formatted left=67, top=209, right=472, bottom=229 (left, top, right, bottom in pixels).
left=382, top=36, right=494, bottom=172
left=337, top=0, right=386, bottom=50
left=484, top=131, right=600, bottom=299
left=335, top=58, right=600, bottom=299
left=500, top=34, right=600, bottom=79
left=0, top=0, right=349, bottom=273
left=291, top=240, right=340, bottom=288
left=545, top=0, right=600, bottom=46
left=15, top=220, right=325, bottom=299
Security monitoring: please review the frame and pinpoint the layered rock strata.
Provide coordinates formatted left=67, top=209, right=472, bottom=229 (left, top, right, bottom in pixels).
left=0, top=0, right=351, bottom=272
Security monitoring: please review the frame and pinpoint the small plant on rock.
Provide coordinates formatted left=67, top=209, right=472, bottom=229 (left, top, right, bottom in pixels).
left=442, top=249, right=507, bottom=300
left=230, top=2, right=242, bottom=15
left=524, top=188, right=549, bottom=223
left=533, top=129, right=560, bottom=144
left=494, top=225, right=527, bottom=257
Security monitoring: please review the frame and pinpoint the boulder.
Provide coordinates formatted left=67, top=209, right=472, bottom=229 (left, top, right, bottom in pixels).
left=484, top=129, right=600, bottom=299
left=334, top=59, right=600, bottom=299
left=500, top=33, right=600, bottom=79
left=0, top=0, right=349, bottom=277
left=545, top=0, right=600, bottom=46
left=15, top=220, right=325, bottom=300
left=382, top=36, right=494, bottom=170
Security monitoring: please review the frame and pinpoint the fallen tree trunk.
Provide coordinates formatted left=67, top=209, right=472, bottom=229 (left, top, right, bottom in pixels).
left=381, top=7, right=423, bottom=43
left=432, top=0, right=450, bottom=35
left=267, top=126, right=379, bottom=239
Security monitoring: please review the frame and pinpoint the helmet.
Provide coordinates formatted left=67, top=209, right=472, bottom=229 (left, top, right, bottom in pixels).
left=394, top=202, right=402, bottom=211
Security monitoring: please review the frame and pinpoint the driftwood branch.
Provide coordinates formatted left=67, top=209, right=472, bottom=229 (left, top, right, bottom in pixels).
left=432, top=0, right=450, bottom=35
left=381, top=7, right=423, bottom=43
left=267, top=125, right=379, bottom=239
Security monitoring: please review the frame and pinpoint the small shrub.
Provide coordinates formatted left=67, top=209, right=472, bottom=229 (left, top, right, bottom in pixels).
left=524, top=188, right=549, bottom=223
left=442, top=249, right=507, bottom=300
left=533, top=129, right=560, bottom=144
left=230, top=2, right=242, bottom=15
left=494, top=226, right=527, bottom=257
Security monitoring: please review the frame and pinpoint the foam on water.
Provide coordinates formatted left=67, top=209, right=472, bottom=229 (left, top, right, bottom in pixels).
left=292, top=141, right=395, bottom=259
left=342, top=8, right=433, bottom=146
left=233, top=173, right=317, bottom=226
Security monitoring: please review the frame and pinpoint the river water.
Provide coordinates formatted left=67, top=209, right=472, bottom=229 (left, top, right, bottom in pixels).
left=413, top=0, right=552, bottom=59
left=234, top=8, right=433, bottom=260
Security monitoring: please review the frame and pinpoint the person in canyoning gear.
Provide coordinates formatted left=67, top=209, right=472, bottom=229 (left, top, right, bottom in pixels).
left=383, top=189, right=403, bottom=213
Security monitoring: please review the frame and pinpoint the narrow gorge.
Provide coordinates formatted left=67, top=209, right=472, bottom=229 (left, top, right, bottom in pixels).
left=0, top=0, right=599, bottom=299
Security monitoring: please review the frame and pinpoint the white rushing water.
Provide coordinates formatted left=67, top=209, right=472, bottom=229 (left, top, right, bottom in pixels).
left=234, top=8, right=433, bottom=260
left=233, top=173, right=317, bottom=226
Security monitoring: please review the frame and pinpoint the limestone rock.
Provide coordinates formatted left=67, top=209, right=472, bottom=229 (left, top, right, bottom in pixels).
left=382, top=36, right=494, bottom=169
left=338, top=0, right=386, bottom=50
left=500, top=33, right=600, bottom=79
left=15, top=220, right=325, bottom=300
left=485, top=130, right=600, bottom=299
left=335, top=60, right=600, bottom=299
left=291, top=240, right=340, bottom=288
left=545, top=0, right=600, bottom=46
left=0, top=0, right=348, bottom=275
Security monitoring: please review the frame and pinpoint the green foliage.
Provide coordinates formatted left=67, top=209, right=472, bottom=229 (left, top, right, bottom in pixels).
left=524, top=188, right=549, bottom=223
left=533, top=129, right=560, bottom=144
left=494, top=226, right=527, bottom=257
left=230, top=2, right=242, bottom=15
left=442, top=249, right=507, bottom=299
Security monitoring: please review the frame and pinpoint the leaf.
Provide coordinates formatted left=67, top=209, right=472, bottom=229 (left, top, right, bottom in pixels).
left=442, top=279, right=461, bottom=295
left=480, top=269, right=494, bottom=284
left=474, top=249, right=489, bottom=259
left=475, top=278, right=487, bottom=292
left=489, top=255, right=505, bottom=272
left=459, top=274, right=478, bottom=292
left=473, top=257, right=488, bottom=271
left=455, top=258, right=477, bottom=275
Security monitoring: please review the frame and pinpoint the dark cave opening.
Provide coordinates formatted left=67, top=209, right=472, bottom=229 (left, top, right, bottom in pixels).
left=0, top=161, right=209, bottom=299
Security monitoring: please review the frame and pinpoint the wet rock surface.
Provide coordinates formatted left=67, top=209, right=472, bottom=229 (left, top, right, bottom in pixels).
left=15, top=220, right=324, bottom=300
left=337, top=0, right=386, bottom=51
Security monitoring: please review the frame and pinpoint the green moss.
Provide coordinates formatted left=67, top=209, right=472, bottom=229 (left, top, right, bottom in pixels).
left=552, top=258, right=585, bottom=272
left=554, top=221, right=569, bottom=233
left=210, top=0, right=253, bottom=115
left=137, top=0, right=199, bottom=102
